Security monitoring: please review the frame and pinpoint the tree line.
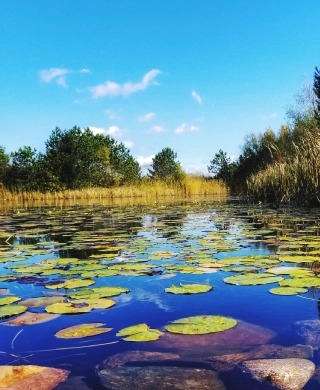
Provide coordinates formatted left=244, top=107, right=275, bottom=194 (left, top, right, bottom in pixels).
left=0, top=127, right=184, bottom=193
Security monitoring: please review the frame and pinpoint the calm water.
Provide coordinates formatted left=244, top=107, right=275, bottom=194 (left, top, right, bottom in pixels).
left=0, top=198, right=320, bottom=389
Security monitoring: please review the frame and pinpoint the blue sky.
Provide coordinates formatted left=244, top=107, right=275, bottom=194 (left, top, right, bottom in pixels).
left=1, top=1, right=319, bottom=174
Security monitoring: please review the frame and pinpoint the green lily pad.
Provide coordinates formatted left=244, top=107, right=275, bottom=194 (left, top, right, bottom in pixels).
left=68, top=298, right=116, bottom=309
left=55, top=323, right=112, bottom=338
left=269, top=287, right=308, bottom=295
left=45, top=278, right=95, bottom=290
left=223, top=273, right=283, bottom=285
left=279, top=277, right=320, bottom=288
left=116, top=323, right=150, bottom=336
left=0, top=296, right=21, bottom=306
left=0, top=304, right=28, bottom=319
left=165, top=283, right=213, bottom=294
left=122, top=329, right=163, bottom=342
left=165, top=315, right=237, bottom=334
left=45, top=302, right=92, bottom=314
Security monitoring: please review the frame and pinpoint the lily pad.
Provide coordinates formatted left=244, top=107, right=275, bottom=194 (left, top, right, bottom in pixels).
left=0, top=296, right=21, bottom=306
left=165, top=283, right=213, bottom=294
left=0, top=304, right=28, bottom=319
left=55, top=323, right=112, bottom=338
left=45, top=278, right=95, bottom=290
left=2, top=311, right=59, bottom=325
left=123, top=329, right=163, bottom=342
left=223, top=273, right=283, bottom=286
left=165, top=315, right=238, bottom=334
left=45, top=302, right=92, bottom=314
left=279, top=277, right=320, bottom=288
left=269, top=287, right=308, bottom=295
left=18, top=296, right=64, bottom=307
left=116, top=323, right=150, bottom=337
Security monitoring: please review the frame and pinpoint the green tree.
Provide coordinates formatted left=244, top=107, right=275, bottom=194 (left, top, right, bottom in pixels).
left=208, top=150, right=237, bottom=186
left=6, top=146, right=39, bottom=191
left=43, top=126, right=140, bottom=189
left=148, top=147, right=182, bottom=181
left=0, top=146, right=9, bottom=183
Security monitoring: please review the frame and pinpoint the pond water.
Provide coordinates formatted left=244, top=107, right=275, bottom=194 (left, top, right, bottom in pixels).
left=1, top=198, right=320, bottom=389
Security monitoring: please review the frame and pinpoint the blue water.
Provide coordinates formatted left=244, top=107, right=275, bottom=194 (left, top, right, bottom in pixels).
left=0, top=200, right=319, bottom=389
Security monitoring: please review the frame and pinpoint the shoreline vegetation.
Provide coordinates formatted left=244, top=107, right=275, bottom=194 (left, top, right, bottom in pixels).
left=0, top=176, right=228, bottom=205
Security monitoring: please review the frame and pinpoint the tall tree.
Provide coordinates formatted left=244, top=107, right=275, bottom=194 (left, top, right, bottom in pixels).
left=148, top=147, right=182, bottom=181
left=208, top=150, right=237, bottom=186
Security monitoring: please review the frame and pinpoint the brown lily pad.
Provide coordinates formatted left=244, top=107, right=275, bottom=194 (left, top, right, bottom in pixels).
left=18, top=296, right=64, bottom=307
left=0, top=365, right=69, bottom=389
left=2, top=311, right=60, bottom=326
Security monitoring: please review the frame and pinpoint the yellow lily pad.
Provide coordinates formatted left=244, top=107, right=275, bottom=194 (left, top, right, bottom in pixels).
left=55, top=323, right=112, bottom=338
left=165, top=283, right=213, bottom=294
left=269, top=287, right=308, bottom=295
left=165, top=315, right=237, bottom=335
left=0, top=304, right=28, bottom=319
left=0, top=296, right=21, bottom=306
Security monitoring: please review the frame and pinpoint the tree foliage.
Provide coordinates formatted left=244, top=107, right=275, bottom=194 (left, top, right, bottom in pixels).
left=148, top=147, right=183, bottom=182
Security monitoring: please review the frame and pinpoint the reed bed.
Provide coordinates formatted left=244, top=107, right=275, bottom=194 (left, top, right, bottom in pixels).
left=247, top=131, right=320, bottom=205
left=0, top=176, right=228, bottom=204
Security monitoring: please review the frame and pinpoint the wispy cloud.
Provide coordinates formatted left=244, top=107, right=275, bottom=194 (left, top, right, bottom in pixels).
left=174, top=123, right=187, bottom=134
left=259, top=113, right=278, bottom=121
left=79, top=68, right=91, bottom=74
left=191, top=90, right=202, bottom=104
left=39, top=68, right=70, bottom=87
left=138, top=112, right=155, bottom=122
left=175, top=123, right=200, bottom=135
left=146, top=125, right=166, bottom=134
left=106, top=109, right=122, bottom=120
left=89, top=69, right=161, bottom=99
left=136, top=155, right=155, bottom=166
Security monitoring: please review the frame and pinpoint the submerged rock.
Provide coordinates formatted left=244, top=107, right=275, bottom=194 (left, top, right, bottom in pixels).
left=292, top=320, right=320, bottom=347
left=104, top=351, right=180, bottom=369
left=233, top=358, right=315, bottom=390
left=53, top=376, right=93, bottom=390
left=97, top=366, right=225, bottom=390
left=0, top=365, right=69, bottom=390
left=204, top=344, right=313, bottom=372
left=152, top=321, right=276, bottom=358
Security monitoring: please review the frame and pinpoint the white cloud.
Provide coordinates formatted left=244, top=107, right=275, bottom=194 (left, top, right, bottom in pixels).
left=174, top=123, right=187, bottom=134
left=191, top=90, right=202, bottom=104
left=39, top=68, right=70, bottom=87
left=89, top=69, right=161, bottom=98
left=79, top=68, right=91, bottom=73
left=136, top=155, right=155, bottom=166
left=271, top=113, right=278, bottom=118
left=147, top=125, right=166, bottom=134
left=175, top=123, right=201, bottom=135
left=138, top=112, right=155, bottom=122
left=123, top=140, right=134, bottom=148
left=88, top=126, right=124, bottom=137
left=88, top=126, right=106, bottom=135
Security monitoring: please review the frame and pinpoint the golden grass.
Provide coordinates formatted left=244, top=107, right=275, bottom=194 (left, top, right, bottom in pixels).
left=0, top=176, right=228, bottom=205
left=247, top=131, right=320, bottom=205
